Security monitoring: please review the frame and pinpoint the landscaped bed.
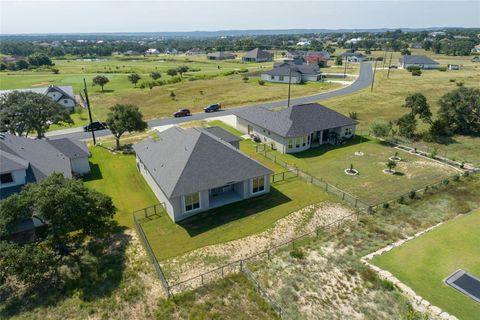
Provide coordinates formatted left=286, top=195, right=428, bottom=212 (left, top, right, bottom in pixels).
left=251, top=135, right=459, bottom=205
left=372, top=210, right=480, bottom=320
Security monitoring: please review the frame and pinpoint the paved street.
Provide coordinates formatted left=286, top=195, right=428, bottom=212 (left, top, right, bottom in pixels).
left=47, top=62, right=373, bottom=141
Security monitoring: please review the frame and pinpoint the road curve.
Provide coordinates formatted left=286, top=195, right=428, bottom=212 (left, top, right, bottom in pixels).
left=48, top=62, right=373, bottom=141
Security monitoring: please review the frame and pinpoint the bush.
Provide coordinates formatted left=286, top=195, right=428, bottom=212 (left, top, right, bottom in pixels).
left=406, top=66, right=421, bottom=72
left=456, top=81, right=464, bottom=87
left=411, top=69, right=422, bottom=76
left=290, top=247, right=305, bottom=259
left=397, top=196, right=405, bottom=204
left=238, top=68, right=248, bottom=73
left=430, top=147, right=438, bottom=158
left=242, top=76, right=249, bottom=81
left=463, top=171, right=470, bottom=178
left=442, top=178, right=450, bottom=186
left=369, top=120, right=392, bottom=138
left=382, top=202, right=390, bottom=209
left=438, top=66, right=447, bottom=72
left=349, top=111, right=358, bottom=120
left=449, top=79, right=456, bottom=82
left=408, top=190, right=416, bottom=200
left=452, top=175, right=460, bottom=182
left=258, top=80, right=265, bottom=86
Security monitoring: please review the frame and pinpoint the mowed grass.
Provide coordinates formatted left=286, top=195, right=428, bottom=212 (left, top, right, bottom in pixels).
left=256, top=135, right=458, bottom=205
left=372, top=210, right=480, bottom=320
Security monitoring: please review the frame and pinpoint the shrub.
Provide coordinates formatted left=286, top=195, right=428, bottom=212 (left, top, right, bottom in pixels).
left=170, top=91, right=176, bottom=99
left=242, top=76, right=249, bottom=81
left=456, top=81, right=464, bottom=87
left=382, top=202, right=390, bottom=209
left=406, top=65, right=421, bottom=72
left=463, top=171, right=470, bottom=178
left=397, top=196, right=405, bottom=204
left=449, top=79, right=456, bottom=82
left=380, top=279, right=395, bottom=291
left=442, top=178, right=450, bottom=186
left=51, top=67, right=59, bottom=74
left=258, top=80, right=265, bottom=86
left=408, top=190, right=416, bottom=199
left=452, top=175, right=460, bottom=182
left=430, top=147, right=438, bottom=158
left=238, top=68, right=248, bottom=73
left=369, top=120, right=392, bottom=138
left=411, top=69, right=422, bottom=76
left=349, top=111, right=358, bottom=120
left=438, top=67, right=447, bottom=72
left=290, top=247, right=305, bottom=259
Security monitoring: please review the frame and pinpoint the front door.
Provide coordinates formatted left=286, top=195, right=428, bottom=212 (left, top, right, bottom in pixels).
left=247, top=125, right=253, bottom=135
left=322, top=129, right=330, bottom=142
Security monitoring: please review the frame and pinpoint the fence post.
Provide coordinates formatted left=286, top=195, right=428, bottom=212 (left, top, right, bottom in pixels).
left=144, top=208, right=147, bottom=218
left=240, top=260, right=243, bottom=272
left=201, top=274, right=204, bottom=286
left=154, top=204, right=157, bottom=214
left=282, top=172, right=285, bottom=181
left=355, top=198, right=358, bottom=208
left=222, top=266, right=224, bottom=278
left=342, top=192, right=345, bottom=200
left=325, top=183, right=328, bottom=191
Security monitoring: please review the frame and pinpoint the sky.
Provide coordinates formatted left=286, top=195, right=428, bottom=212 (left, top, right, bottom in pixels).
left=0, top=0, right=479, bottom=34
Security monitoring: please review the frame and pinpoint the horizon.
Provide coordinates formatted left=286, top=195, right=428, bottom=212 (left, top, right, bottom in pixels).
left=1, top=1, right=479, bottom=34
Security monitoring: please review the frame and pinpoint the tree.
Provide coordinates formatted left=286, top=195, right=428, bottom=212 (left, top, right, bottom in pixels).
left=403, top=93, right=432, bottom=124
left=396, top=113, right=417, bottom=139
left=400, top=48, right=411, bottom=55
left=335, top=56, right=343, bottom=66
left=369, top=120, right=392, bottom=138
left=128, top=73, right=141, bottom=87
left=27, top=53, right=53, bottom=67
left=0, top=91, right=72, bottom=138
left=386, top=160, right=397, bottom=173
left=438, top=87, right=480, bottom=135
left=15, top=59, right=29, bottom=70
left=150, top=71, right=161, bottom=80
left=92, top=75, right=110, bottom=92
left=167, top=68, right=178, bottom=77
left=176, top=65, right=189, bottom=77
left=106, top=104, right=148, bottom=150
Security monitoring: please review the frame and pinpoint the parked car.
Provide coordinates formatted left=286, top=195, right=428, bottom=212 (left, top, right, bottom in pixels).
left=173, top=108, right=191, bottom=117
left=84, top=121, right=108, bottom=132
left=389, top=65, right=398, bottom=69
left=204, top=103, right=221, bottom=113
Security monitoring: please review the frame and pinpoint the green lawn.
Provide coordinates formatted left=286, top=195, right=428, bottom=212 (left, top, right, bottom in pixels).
left=256, top=135, right=458, bottom=205
left=372, top=210, right=480, bottom=320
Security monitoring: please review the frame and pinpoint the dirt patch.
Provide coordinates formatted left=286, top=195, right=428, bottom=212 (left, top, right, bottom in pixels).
left=31, top=81, right=53, bottom=87
left=161, top=202, right=355, bottom=283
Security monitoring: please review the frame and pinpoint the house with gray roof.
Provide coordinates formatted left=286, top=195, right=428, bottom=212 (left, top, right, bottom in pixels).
left=261, top=62, right=321, bottom=84
left=0, top=85, right=77, bottom=112
left=242, top=48, right=273, bottom=62
left=340, top=52, right=367, bottom=62
left=236, top=103, right=357, bottom=154
left=399, top=55, right=440, bottom=69
left=0, top=133, right=90, bottom=199
left=133, top=126, right=272, bottom=222
left=207, top=51, right=236, bottom=60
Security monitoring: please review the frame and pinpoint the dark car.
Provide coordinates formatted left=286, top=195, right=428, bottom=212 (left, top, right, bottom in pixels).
left=204, top=103, right=221, bottom=113
left=84, top=121, right=108, bottom=132
left=173, top=108, right=191, bottom=117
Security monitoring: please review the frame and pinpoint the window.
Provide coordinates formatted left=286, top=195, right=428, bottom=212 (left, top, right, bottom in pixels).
left=302, top=136, right=306, bottom=147
left=288, top=139, right=293, bottom=148
left=295, top=137, right=301, bottom=148
left=345, top=128, right=353, bottom=136
left=307, top=135, right=311, bottom=144
left=271, top=76, right=274, bottom=80
left=0, top=173, right=13, bottom=184
left=252, top=176, right=265, bottom=193
left=184, top=192, right=200, bottom=212
left=279, top=76, right=284, bottom=81
left=63, top=99, right=68, bottom=104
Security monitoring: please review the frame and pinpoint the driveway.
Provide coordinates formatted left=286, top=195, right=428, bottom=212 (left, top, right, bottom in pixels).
left=47, top=62, right=373, bottom=141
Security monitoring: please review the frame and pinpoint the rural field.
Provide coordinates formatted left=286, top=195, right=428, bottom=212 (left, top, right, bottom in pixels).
left=372, top=210, right=480, bottom=320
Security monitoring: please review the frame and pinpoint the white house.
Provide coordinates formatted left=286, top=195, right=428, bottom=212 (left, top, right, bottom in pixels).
left=0, top=85, right=76, bottom=112
left=0, top=133, right=90, bottom=199
left=340, top=52, right=367, bottom=63
left=236, top=103, right=358, bottom=154
left=145, top=48, right=160, bottom=54
left=133, top=127, right=272, bottom=222
left=261, top=63, right=321, bottom=84
left=399, top=55, right=440, bottom=69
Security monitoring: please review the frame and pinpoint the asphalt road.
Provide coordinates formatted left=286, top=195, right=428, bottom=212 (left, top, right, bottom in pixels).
left=47, top=62, right=373, bottom=141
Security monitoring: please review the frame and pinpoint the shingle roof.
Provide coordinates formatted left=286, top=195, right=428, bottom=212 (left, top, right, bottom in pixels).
left=237, top=103, right=357, bottom=138
left=265, top=63, right=320, bottom=77
left=207, top=52, right=235, bottom=58
left=133, top=127, right=272, bottom=198
left=0, top=133, right=83, bottom=181
left=400, top=55, right=439, bottom=65
left=243, top=48, right=273, bottom=59
left=47, top=138, right=90, bottom=159
left=201, top=126, right=242, bottom=144
left=0, top=85, right=75, bottom=101
left=340, top=52, right=366, bottom=58
left=0, top=151, right=29, bottom=174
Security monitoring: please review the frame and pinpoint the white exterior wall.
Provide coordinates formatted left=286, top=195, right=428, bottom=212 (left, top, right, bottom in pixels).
left=403, top=63, right=440, bottom=70
left=71, top=157, right=90, bottom=175
left=46, top=91, right=76, bottom=111
left=285, top=135, right=312, bottom=154
left=237, top=117, right=287, bottom=153
left=0, top=169, right=26, bottom=189
left=246, top=175, right=270, bottom=198
left=261, top=74, right=301, bottom=84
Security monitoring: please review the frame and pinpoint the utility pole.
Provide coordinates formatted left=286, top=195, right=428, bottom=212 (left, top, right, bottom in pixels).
left=83, top=78, right=96, bottom=145
left=287, top=64, right=292, bottom=108
left=371, top=59, right=378, bottom=92
left=382, top=49, right=387, bottom=69
left=343, top=56, right=348, bottom=78
left=386, top=51, right=394, bottom=79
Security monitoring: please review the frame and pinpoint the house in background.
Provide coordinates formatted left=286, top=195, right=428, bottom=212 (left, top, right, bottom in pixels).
left=340, top=52, right=367, bottom=62
left=145, top=48, right=160, bottom=54
left=236, top=103, right=357, bottom=154
left=123, top=50, right=141, bottom=56
left=242, top=48, right=273, bottom=62
left=448, top=64, right=460, bottom=70
left=207, top=51, right=236, bottom=60
left=133, top=126, right=272, bottom=222
left=409, top=43, right=423, bottom=49
left=0, top=133, right=90, bottom=199
left=261, top=62, right=321, bottom=84
left=471, top=44, right=480, bottom=53
left=0, top=85, right=77, bottom=112
left=285, top=51, right=330, bottom=64
left=186, top=48, right=206, bottom=55
left=399, top=55, right=440, bottom=69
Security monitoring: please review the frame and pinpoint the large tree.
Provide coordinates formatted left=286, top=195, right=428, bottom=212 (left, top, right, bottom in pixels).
left=127, top=73, right=141, bottom=87
left=176, top=65, right=189, bottom=78
left=106, top=104, right=148, bottom=150
left=403, top=93, right=432, bottom=124
left=0, top=91, right=72, bottom=138
left=438, top=87, right=480, bottom=135
left=167, top=68, right=178, bottom=77
left=396, top=113, right=417, bottom=139
left=92, top=75, right=110, bottom=92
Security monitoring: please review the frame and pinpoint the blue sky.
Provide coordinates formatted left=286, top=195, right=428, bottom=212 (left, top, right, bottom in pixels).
left=1, top=1, right=479, bottom=34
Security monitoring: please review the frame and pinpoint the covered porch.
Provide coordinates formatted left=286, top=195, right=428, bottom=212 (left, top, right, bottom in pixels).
left=208, top=181, right=245, bottom=209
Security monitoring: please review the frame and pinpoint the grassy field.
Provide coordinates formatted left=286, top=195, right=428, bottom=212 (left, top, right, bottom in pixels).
left=248, top=135, right=459, bottom=205
left=372, top=210, right=480, bottom=320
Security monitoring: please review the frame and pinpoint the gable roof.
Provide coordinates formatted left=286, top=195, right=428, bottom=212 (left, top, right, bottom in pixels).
left=400, top=55, right=439, bottom=65
left=236, top=103, right=357, bottom=138
left=133, top=127, right=272, bottom=198
left=207, top=51, right=235, bottom=58
left=0, top=85, right=75, bottom=101
left=201, top=126, right=242, bottom=144
left=341, top=52, right=366, bottom=58
left=243, top=48, right=273, bottom=59
left=0, top=133, right=72, bottom=180
left=47, top=138, right=90, bottom=159
left=265, top=63, right=320, bottom=77
left=0, top=151, right=29, bottom=174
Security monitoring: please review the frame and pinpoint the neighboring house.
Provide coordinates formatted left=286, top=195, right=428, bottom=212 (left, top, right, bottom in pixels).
left=2, top=216, right=46, bottom=243
left=133, top=126, right=272, bottom=222
left=304, top=51, right=330, bottom=64
left=340, top=52, right=367, bottom=62
left=0, top=85, right=77, bottom=112
left=164, top=48, right=178, bottom=54
left=201, top=126, right=242, bottom=149
left=296, top=40, right=311, bottom=46
left=207, top=51, right=236, bottom=60
left=448, top=64, right=460, bottom=70
left=242, top=48, right=273, bottom=62
left=409, top=43, right=423, bottom=49
left=472, top=44, right=480, bottom=53
left=236, top=103, right=357, bottom=154
left=261, top=62, right=321, bottom=84
left=123, top=50, right=141, bottom=56
left=399, top=55, right=440, bottom=69
left=0, top=133, right=90, bottom=199
left=145, top=48, right=160, bottom=54
left=186, top=48, right=206, bottom=55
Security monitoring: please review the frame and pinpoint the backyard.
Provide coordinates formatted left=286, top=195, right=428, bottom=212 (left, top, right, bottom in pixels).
left=248, top=135, right=459, bottom=205
left=372, top=209, right=480, bottom=320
